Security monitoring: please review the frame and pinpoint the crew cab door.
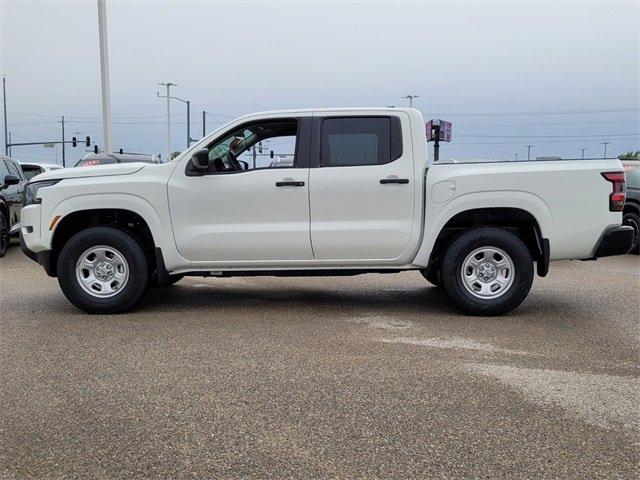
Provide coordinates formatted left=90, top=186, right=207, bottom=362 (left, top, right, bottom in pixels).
left=168, top=116, right=313, bottom=265
left=309, top=113, right=415, bottom=260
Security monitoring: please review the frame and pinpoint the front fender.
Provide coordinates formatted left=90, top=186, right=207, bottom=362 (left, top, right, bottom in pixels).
left=43, top=193, right=188, bottom=271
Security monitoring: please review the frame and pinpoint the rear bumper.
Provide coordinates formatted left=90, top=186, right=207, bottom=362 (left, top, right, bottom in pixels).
left=593, top=226, right=634, bottom=258
left=20, top=232, right=55, bottom=277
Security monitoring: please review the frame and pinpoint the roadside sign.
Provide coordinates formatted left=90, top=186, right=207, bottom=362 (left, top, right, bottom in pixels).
left=43, top=143, right=55, bottom=148
left=426, top=119, right=452, bottom=142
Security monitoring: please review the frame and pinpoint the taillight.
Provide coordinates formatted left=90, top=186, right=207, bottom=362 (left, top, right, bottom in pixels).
left=601, top=171, right=626, bottom=212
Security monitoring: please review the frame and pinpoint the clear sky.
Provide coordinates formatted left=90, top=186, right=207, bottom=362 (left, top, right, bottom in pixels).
left=1, top=0, right=638, bottom=165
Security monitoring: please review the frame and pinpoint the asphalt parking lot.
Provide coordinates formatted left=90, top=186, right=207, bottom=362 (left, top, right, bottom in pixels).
left=0, top=240, right=638, bottom=479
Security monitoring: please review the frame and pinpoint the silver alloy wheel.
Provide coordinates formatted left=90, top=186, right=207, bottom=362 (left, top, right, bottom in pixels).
left=75, top=245, right=129, bottom=298
left=461, top=246, right=515, bottom=299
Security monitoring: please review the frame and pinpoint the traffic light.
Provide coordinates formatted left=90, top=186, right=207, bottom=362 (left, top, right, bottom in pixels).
left=72, top=137, right=77, bottom=147
left=270, top=150, right=274, bottom=159
left=86, top=136, right=91, bottom=147
left=94, top=145, right=98, bottom=154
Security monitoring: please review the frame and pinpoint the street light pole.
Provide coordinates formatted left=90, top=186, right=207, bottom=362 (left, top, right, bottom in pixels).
left=526, top=145, right=534, bottom=161
left=601, top=142, right=611, bottom=158
left=186, top=100, right=190, bottom=146
left=60, top=115, right=65, bottom=166
left=2, top=75, right=7, bottom=155
left=202, top=111, right=206, bottom=138
left=97, top=0, right=113, bottom=153
left=401, top=94, right=420, bottom=108
left=157, top=86, right=194, bottom=151
left=158, top=82, right=176, bottom=160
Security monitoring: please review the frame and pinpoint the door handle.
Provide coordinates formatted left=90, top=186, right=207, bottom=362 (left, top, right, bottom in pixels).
left=380, top=178, right=409, bottom=184
left=276, top=181, right=305, bottom=187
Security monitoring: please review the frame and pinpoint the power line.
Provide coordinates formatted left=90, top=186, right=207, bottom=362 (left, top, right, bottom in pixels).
left=453, top=138, right=640, bottom=145
left=429, top=108, right=639, bottom=117
left=457, top=133, right=640, bottom=138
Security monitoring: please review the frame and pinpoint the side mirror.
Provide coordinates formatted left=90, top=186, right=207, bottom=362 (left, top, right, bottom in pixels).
left=191, top=148, right=210, bottom=171
left=3, top=174, right=19, bottom=188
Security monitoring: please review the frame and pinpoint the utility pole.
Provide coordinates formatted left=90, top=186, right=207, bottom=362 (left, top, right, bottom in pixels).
left=515, top=153, right=518, bottom=161
left=579, top=148, right=587, bottom=159
left=158, top=82, right=176, bottom=160
left=186, top=100, right=190, bottom=146
left=59, top=115, right=66, bottom=166
left=402, top=94, right=420, bottom=108
left=526, top=145, right=534, bottom=161
left=202, top=111, right=206, bottom=138
left=97, top=0, right=112, bottom=153
left=2, top=75, right=8, bottom=155
left=601, top=142, right=611, bottom=158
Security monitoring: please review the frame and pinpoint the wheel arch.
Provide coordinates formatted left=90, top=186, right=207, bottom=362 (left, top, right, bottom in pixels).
left=50, top=207, right=159, bottom=277
left=424, top=207, right=549, bottom=277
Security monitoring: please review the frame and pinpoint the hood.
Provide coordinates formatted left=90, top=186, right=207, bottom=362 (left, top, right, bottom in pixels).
left=31, top=162, right=148, bottom=183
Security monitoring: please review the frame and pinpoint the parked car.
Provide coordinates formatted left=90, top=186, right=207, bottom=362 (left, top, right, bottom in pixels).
left=75, top=153, right=158, bottom=167
left=621, top=159, right=639, bottom=254
left=20, top=162, right=64, bottom=181
left=20, top=108, right=633, bottom=314
left=0, top=154, right=27, bottom=257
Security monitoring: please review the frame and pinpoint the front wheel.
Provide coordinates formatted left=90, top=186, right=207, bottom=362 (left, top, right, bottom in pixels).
left=57, top=227, right=149, bottom=314
left=440, top=227, right=534, bottom=316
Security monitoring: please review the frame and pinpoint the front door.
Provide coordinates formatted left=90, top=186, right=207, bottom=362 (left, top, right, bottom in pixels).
left=309, top=114, right=415, bottom=261
left=168, top=117, right=313, bottom=265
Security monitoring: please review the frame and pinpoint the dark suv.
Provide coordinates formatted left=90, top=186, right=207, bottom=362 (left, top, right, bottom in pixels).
left=0, top=154, right=27, bottom=257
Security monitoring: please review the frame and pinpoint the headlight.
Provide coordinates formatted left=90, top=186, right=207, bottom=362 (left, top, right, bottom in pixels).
left=23, top=180, right=60, bottom=206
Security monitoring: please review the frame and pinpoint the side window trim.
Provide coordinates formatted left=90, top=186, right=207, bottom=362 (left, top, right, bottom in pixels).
left=316, top=115, right=403, bottom=168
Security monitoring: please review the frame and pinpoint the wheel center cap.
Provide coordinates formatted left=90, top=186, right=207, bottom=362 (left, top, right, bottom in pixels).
left=477, top=262, right=497, bottom=282
left=95, top=261, right=115, bottom=281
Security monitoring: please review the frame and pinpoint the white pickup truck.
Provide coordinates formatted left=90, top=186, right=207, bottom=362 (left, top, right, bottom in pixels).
left=19, top=108, right=633, bottom=315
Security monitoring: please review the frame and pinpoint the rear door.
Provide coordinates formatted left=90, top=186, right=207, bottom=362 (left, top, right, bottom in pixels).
left=308, top=113, right=415, bottom=261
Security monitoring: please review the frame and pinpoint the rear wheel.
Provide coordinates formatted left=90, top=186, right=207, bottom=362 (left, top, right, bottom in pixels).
left=0, top=210, right=8, bottom=258
left=57, top=227, right=149, bottom=314
left=440, top=227, right=534, bottom=316
left=622, top=211, right=640, bottom=255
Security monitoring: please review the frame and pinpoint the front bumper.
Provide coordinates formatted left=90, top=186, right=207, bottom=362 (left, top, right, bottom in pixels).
left=20, top=232, right=55, bottom=277
left=593, top=226, right=634, bottom=258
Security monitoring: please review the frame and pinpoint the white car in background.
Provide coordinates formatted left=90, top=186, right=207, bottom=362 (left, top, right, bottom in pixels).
left=20, top=162, right=64, bottom=181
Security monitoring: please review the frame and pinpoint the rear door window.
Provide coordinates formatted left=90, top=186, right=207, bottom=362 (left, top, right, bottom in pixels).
left=320, top=117, right=402, bottom=167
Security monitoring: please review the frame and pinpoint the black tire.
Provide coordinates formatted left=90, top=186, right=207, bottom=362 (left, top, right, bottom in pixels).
left=420, top=265, right=441, bottom=287
left=440, top=227, right=534, bottom=316
left=622, top=211, right=640, bottom=255
left=57, top=226, right=149, bottom=314
left=0, top=209, right=8, bottom=258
